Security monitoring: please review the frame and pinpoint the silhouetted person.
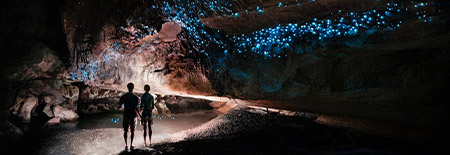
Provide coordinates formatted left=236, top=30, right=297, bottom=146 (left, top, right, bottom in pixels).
left=119, top=83, right=139, bottom=151
left=140, top=84, right=155, bottom=147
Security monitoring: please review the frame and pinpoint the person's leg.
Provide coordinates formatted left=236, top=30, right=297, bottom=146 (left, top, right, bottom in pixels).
left=130, top=118, right=136, bottom=149
left=123, top=119, right=129, bottom=148
left=130, top=130, right=134, bottom=148
left=124, top=131, right=128, bottom=146
left=143, top=118, right=148, bottom=146
left=149, top=124, right=152, bottom=146
left=149, top=119, right=153, bottom=146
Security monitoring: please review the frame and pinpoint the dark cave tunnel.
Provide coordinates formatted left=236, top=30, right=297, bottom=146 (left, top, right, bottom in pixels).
left=1, top=0, right=450, bottom=154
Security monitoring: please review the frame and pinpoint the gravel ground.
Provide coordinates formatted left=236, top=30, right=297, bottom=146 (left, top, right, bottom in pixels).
left=152, top=107, right=436, bottom=154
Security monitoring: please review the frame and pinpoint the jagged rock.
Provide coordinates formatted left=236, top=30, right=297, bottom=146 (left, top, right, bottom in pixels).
left=26, top=80, right=66, bottom=105
left=10, top=89, right=59, bottom=122
left=63, top=85, right=79, bottom=102
left=165, top=97, right=213, bottom=114
left=41, top=96, right=54, bottom=118
left=43, top=104, right=54, bottom=118
left=77, top=97, right=120, bottom=114
left=85, top=104, right=98, bottom=114
left=18, top=96, right=39, bottom=123
left=52, top=105, right=79, bottom=122
left=152, top=108, right=159, bottom=115
left=76, top=87, right=125, bottom=114
left=46, top=117, right=61, bottom=125
left=137, top=21, right=182, bottom=45
left=155, top=102, right=171, bottom=116
left=1, top=39, right=67, bottom=82
left=64, top=99, right=77, bottom=112
left=158, top=21, right=182, bottom=42
left=80, top=86, right=100, bottom=100
left=10, top=89, right=30, bottom=116
left=163, top=95, right=178, bottom=104
left=80, top=87, right=91, bottom=100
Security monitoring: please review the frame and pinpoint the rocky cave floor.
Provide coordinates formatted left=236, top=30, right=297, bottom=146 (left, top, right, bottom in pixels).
left=9, top=105, right=445, bottom=155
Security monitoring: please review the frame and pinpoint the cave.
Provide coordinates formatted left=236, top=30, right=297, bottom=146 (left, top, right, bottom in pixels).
left=1, top=0, right=450, bottom=154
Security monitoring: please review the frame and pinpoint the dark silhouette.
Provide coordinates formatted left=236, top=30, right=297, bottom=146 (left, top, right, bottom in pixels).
left=119, top=83, right=139, bottom=151
left=140, top=84, right=155, bottom=147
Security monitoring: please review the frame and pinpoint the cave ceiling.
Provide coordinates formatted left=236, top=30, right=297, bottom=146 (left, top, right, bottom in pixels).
left=201, top=0, right=387, bottom=34
left=157, top=0, right=440, bottom=58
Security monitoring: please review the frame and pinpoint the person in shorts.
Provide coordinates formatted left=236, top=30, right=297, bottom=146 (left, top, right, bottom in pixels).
left=140, top=84, right=155, bottom=147
left=119, top=83, right=139, bottom=150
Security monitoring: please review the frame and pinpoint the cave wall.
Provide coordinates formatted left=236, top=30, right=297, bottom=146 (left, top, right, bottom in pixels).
left=62, top=0, right=215, bottom=95
left=209, top=18, right=450, bottom=102
left=0, top=0, right=73, bottom=147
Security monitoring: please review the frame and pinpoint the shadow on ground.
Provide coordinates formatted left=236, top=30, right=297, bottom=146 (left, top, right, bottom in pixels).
left=118, top=147, right=162, bottom=155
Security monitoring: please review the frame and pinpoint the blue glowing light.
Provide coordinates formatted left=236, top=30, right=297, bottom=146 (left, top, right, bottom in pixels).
left=111, top=118, right=120, bottom=124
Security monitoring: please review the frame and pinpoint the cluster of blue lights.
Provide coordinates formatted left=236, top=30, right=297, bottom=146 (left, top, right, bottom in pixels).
left=70, top=61, right=99, bottom=81
left=412, top=2, right=433, bottom=22
left=154, top=0, right=436, bottom=58
left=70, top=42, right=123, bottom=81
left=110, top=118, right=120, bottom=124
left=229, top=8, right=404, bottom=57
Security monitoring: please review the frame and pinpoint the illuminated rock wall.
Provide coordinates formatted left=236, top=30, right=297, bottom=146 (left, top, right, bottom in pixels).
left=62, top=0, right=215, bottom=95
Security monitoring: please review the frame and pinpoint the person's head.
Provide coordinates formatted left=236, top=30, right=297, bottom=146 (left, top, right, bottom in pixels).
left=144, top=84, right=150, bottom=92
left=127, top=82, right=134, bottom=92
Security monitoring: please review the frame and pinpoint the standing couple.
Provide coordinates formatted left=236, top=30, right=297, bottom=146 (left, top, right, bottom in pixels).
left=119, top=82, right=155, bottom=151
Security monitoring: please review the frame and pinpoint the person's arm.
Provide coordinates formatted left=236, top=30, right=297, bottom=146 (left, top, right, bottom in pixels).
left=135, top=95, right=141, bottom=119
left=117, top=96, right=123, bottom=110
left=152, top=95, right=155, bottom=109
left=140, top=94, right=145, bottom=112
